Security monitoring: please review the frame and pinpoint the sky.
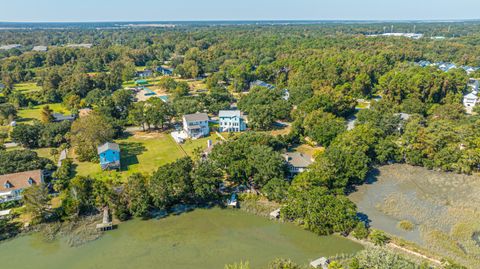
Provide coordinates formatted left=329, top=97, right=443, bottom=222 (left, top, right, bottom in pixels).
left=1, top=0, right=480, bottom=22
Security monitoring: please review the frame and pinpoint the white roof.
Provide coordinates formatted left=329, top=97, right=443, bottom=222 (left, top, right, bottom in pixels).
left=310, top=257, right=329, bottom=268
left=464, top=92, right=478, bottom=99
left=0, top=209, right=11, bottom=217
left=219, top=110, right=241, bottom=118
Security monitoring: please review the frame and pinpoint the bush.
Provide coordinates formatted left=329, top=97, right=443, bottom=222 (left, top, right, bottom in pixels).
left=369, top=230, right=390, bottom=246
left=398, top=220, right=415, bottom=231
left=352, top=221, right=369, bottom=239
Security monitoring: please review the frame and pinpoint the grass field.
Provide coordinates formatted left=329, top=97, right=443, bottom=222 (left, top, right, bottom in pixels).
left=73, top=131, right=221, bottom=179
left=13, top=82, right=42, bottom=93
left=17, top=103, right=69, bottom=123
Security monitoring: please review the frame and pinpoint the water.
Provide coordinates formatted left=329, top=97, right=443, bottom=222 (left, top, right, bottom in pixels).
left=0, top=208, right=362, bottom=269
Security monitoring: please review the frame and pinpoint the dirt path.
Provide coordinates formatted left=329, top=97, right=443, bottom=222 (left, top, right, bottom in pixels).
left=387, top=242, right=442, bottom=266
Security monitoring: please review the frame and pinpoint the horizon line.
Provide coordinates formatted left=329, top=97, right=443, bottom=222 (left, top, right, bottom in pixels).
left=1, top=19, right=480, bottom=24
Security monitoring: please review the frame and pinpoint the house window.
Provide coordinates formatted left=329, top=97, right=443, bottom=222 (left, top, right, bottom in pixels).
left=28, top=178, right=35, bottom=185
left=4, top=181, right=12, bottom=189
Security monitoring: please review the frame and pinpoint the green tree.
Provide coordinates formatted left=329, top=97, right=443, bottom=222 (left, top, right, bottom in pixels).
left=70, top=113, right=115, bottom=162
left=124, top=173, right=151, bottom=218
left=303, top=111, right=346, bottom=146
left=282, top=187, right=358, bottom=235
left=149, top=157, right=193, bottom=209
left=23, top=185, right=51, bottom=224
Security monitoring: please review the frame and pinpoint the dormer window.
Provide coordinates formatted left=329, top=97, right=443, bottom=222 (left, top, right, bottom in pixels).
left=4, top=181, right=12, bottom=189
left=28, top=178, right=35, bottom=185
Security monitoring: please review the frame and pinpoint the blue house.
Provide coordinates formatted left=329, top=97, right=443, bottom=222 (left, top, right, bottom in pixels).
left=219, top=110, right=246, bottom=132
left=97, top=142, right=121, bottom=170
left=157, top=67, right=174, bottom=76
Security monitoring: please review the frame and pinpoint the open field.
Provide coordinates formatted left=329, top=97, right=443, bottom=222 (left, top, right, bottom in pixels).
left=73, top=131, right=221, bottom=179
left=17, top=103, right=69, bottom=123
left=122, top=76, right=207, bottom=92
left=14, top=82, right=42, bottom=93
left=349, top=164, right=480, bottom=268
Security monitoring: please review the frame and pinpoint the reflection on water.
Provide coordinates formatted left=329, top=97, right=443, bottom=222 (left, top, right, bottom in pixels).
left=0, top=208, right=362, bottom=269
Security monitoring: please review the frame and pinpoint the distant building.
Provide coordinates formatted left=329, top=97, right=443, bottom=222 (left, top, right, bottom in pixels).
left=415, top=60, right=432, bottom=67
left=52, top=113, right=76, bottom=122
left=97, top=142, right=121, bottom=170
left=78, top=108, right=93, bottom=118
left=467, top=78, right=479, bottom=92
left=57, top=149, right=68, bottom=167
left=0, top=44, right=22, bottom=50
left=368, top=33, right=423, bottom=39
left=66, top=43, right=93, bottom=49
left=218, top=110, right=246, bottom=132
left=463, top=92, right=478, bottom=114
left=32, top=46, right=48, bottom=52
left=135, top=79, right=149, bottom=86
left=183, top=113, right=210, bottom=139
left=157, top=67, right=174, bottom=76
left=283, top=152, right=313, bottom=178
left=136, top=69, right=153, bottom=78
left=437, top=62, right=457, bottom=72
left=250, top=80, right=275, bottom=90
left=310, top=257, right=330, bottom=269
left=0, top=170, right=44, bottom=203
left=0, top=83, right=5, bottom=90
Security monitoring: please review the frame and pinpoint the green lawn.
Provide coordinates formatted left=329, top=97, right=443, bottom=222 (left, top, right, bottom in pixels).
left=73, top=132, right=222, bottom=179
left=17, top=103, right=69, bottom=123
left=13, top=82, right=42, bottom=93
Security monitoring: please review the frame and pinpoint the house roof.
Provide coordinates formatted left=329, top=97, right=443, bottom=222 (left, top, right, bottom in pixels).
left=283, top=152, right=313, bottom=168
left=219, top=110, right=241, bottom=118
left=97, top=142, right=120, bottom=154
left=52, top=113, right=76, bottom=121
left=32, top=46, right=48, bottom=52
left=0, top=170, right=43, bottom=193
left=464, top=92, right=478, bottom=99
left=79, top=108, right=93, bottom=118
left=184, top=113, right=209, bottom=122
left=251, top=80, right=275, bottom=90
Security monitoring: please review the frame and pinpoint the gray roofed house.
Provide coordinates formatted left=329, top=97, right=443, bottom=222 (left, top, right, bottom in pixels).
left=184, top=113, right=209, bottom=122
left=183, top=113, right=210, bottom=139
left=250, top=80, right=275, bottom=90
left=66, top=43, right=93, bottom=49
left=283, top=152, right=313, bottom=178
left=0, top=44, right=22, bottom=50
left=52, top=113, right=76, bottom=122
left=32, top=46, right=48, bottom=52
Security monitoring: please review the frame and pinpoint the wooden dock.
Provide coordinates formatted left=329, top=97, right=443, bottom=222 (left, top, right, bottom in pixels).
left=96, top=207, right=113, bottom=231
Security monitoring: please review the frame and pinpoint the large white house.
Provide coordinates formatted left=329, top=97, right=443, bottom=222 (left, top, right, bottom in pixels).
left=463, top=92, right=478, bottom=114
left=0, top=170, right=44, bottom=203
left=183, top=113, right=210, bottom=139
left=464, top=79, right=480, bottom=114
left=219, top=110, right=247, bottom=132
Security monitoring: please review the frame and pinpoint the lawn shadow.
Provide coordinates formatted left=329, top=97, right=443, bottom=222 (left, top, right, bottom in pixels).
left=119, top=142, right=146, bottom=171
left=16, top=117, right=35, bottom=123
